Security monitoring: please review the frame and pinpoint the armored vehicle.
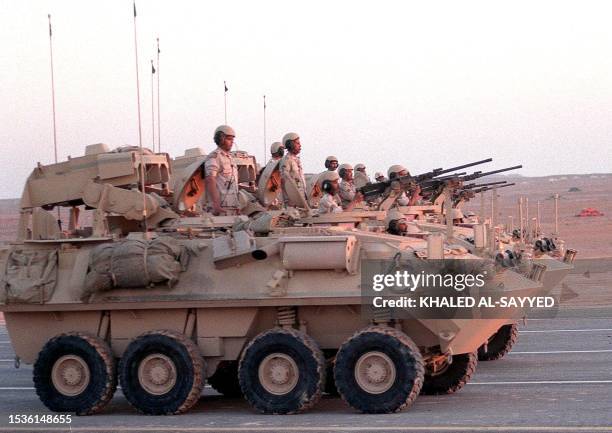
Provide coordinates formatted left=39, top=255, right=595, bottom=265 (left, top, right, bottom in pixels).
left=1, top=146, right=547, bottom=416
left=260, top=159, right=575, bottom=362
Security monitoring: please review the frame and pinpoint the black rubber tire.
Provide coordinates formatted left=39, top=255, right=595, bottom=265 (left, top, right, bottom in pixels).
left=238, top=327, right=325, bottom=414
left=208, top=361, right=242, bottom=398
left=334, top=326, right=424, bottom=414
left=119, top=330, right=204, bottom=415
left=33, top=333, right=117, bottom=415
left=421, top=352, right=477, bottom=395
left=478, top=323, right=519, bottom=361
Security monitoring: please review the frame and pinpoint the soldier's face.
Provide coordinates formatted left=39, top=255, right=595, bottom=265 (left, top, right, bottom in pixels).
left=328, top=160, right=338, bottom=170
left=291, top=138, right=301, bottom=154
left=376, top=176, right=385, bottom=182
left=345, top=169, right=354, bottom=181
left=398, top=170, right=408, bottom=177
left=221, top=134, right=234, bottom=151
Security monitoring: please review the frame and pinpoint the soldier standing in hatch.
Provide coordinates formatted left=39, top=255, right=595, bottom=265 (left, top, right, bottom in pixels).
left=353, top=163, right=370, bottom=189
left=279, top=132, right=308, bottom=206
left=324, top=155, right=339, bottom=171
left=269, top=142, right=284, bottom=163
left=203, top=125, right=240, bottom=216
left=387, top=165, right=421, bottom=207
left=338, top=163, right=357, bottom=209
left=318, top=171, right=362, bottom=214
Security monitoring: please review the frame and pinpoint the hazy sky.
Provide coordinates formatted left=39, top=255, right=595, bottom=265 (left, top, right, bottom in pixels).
left=2, top=0, right=612, bottom=199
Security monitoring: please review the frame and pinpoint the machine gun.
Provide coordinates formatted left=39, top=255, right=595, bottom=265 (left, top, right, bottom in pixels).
left=358, top=158, right=493, bottom=200
left=421, top=165, right=522, bottom=194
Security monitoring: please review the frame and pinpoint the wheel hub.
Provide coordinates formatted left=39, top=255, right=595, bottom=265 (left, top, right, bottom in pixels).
left=354, top=351, right=396, bottom=394
left=258, top=353, right=299, bottom=395
left=51, top=355, right=91, bottom=396
left=138, top=354, right=177, bottom=395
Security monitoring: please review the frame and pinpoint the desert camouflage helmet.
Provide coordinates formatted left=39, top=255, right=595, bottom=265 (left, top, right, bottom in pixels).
left=338, top=163, right=353, bottom=171
left=318, top=170, right=341, bottom=183
left=354, top=163, right=366, bottom=171
left=384, top=209, right=407, bottom=230
left=270, top=142, right=283, bottom=154
left=387, top=164, right=407, bottom=178
left=282, top=132, right=300, bottom=146
left=325, top=155, right=338, bottom=163
left=214, top=125, right=236, bottom=137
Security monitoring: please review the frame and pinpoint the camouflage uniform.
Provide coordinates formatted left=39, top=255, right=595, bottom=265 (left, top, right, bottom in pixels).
left=339, top=180, right=356, bottom=208
left=204, top=148, right=240, bottom=214
left=318, top=193, right=343, bottom=214
left=279, top=153, right=307, bottom=205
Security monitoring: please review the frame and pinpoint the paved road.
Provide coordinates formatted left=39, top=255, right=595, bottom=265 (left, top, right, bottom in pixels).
left=0, top=318, right=611, bottom=432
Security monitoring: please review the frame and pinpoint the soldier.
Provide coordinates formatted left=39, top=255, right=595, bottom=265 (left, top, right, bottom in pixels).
left=324, top=155, right=338, bottom=171
left=279, top=132, right=308, bottom=206
left=318, top=171, right=362, bottom=214
left=338, top=163, right=356, bottom=208
left=353, top=163, right=370, bottom=189
left=375, top=172, right=386, bottom=182
left=384, top=209, right=420, bottom=235
left=269, top=142, right=284, bottom=162
left=384, top=209, right=409, bottom=236
left=204, top=125, right=240, bottom=215
left=387, top=165, right=421, bottom=206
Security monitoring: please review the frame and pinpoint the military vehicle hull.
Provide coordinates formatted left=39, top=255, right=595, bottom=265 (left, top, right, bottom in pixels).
left=0, top=228, right=542, bottom=415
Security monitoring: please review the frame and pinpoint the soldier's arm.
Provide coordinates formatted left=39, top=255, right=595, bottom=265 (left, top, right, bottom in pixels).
left=344, top=192, right=364, bottom=211
left=408, top=185, right=421, bottom=206
left=204, top=157, right=225, bottom=215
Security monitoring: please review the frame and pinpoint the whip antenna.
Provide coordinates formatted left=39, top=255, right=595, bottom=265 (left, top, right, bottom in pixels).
left=48, top=14, right=61, bottom=228
left=156, top=37, right=161, bottom=153
left=132, top=1, right=148, bottom=230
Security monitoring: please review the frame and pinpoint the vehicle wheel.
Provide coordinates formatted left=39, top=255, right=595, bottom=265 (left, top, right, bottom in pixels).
left=478, top=323, right=519, bottom=361
left=238, top=327, right=325, bottom=414
left=208, top=361, right=242, bottom=397
left=421, top=352, right=477, bottom=395
left=33, top=333, right=116, bottom=415
left=119, top=330, right=204, bottom=415
left=334, top=326, right=424, bottom=414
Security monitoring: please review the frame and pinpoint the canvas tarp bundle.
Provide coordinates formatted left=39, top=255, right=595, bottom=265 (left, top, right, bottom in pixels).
left=83, top=236, right=197, bottom=298
left=1, top=249, right=58, bottom=304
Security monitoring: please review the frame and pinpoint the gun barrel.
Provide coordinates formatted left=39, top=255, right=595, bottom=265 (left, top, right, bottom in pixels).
left=463, top=164, right=522, bottom=181
left=474, top=182, right=516, bottom=193
left=428, top=158, right=493, bottom=179
left=464, top=180, right=508, bottom=189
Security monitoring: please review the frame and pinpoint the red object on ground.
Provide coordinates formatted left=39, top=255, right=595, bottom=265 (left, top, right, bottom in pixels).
left=576, top=208, right=605, bottom=217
